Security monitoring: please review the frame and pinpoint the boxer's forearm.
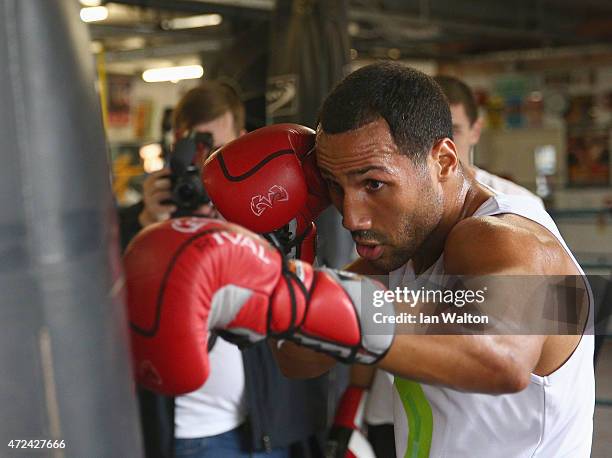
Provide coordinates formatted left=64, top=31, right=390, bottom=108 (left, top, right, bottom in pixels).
left=269, top=339, right=337, bottom=379
left=377, top=334, right=546, bottom=394
left=350, top=364, right=377, bottom=387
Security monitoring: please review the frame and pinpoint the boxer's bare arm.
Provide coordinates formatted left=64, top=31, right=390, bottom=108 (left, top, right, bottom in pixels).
left=270, top=339, right=336, bottom=379
left=379, top=334, right=545, bottom=393
left=273, top=215, right=583, bottom=392
left=377, top=216, right=581, bottom=394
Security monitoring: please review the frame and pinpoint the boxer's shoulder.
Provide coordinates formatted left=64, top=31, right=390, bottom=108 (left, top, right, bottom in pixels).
left=443, top=215, right=553, bottom=275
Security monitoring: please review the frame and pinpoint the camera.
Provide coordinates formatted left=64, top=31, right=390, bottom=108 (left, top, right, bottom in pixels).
left=167, top=131, right=213, bottom=217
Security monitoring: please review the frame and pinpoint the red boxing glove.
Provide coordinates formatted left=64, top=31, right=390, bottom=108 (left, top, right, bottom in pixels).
left=124, top=217, right=279, bottom=395
left=296, top=147, right=329, bottom=231
left=296, top=221, right=317, bottom=264
left=202, top=124, right=329, bottom=261
left=124, top=218, right=394, bottom=396
left=325, top=386, right=376, bottom=458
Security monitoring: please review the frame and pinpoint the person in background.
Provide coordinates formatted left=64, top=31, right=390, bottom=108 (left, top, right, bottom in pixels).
left=434, top=75, right=544, bottom=205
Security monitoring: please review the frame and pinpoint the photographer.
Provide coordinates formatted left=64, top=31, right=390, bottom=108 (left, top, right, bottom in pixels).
left=139, top=85, right=243, bottom=227
left=119, top=81, right=332, bottom=458
left=120, top=85, right=241, bottom=242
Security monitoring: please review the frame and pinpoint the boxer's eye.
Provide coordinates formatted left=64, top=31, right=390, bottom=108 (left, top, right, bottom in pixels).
left=365, top=180, right=384, bottom=191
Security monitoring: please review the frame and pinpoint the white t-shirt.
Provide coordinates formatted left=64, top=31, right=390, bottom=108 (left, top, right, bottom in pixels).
left=174, top=337, right=247, bottom=438
left=388, top=194, right=594, bottom=457
left=473, top=166, right=545, bottom=208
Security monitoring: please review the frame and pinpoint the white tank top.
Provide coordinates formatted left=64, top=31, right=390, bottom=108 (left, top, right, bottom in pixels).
left=365, top=170, right=547, bottom=427
left=386, top=193, right=594, bottom=458
left=473, top=167, right=545, bottom=208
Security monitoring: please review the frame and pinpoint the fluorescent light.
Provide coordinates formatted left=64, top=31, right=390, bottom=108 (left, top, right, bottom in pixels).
left=80, top=6, right=108, bottom=23
left=142, top=65, right=204, bottom=83
left=161, top=14, right=222, bottom=30
left=80, top=0, right=102, bottom=6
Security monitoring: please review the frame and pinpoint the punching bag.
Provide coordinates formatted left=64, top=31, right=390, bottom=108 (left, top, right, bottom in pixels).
left=208, top=20, right=268, bottom=131
left=267, top=0, right=355, bottom=270
left=267, top=0, right=350, bottom=127
left=0, top=1, right=142, bottom=456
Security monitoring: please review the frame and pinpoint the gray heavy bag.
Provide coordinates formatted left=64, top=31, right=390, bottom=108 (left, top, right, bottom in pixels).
left=0, top=1, right=142, bottom=456
left=267, top=0, right=350, bottom=127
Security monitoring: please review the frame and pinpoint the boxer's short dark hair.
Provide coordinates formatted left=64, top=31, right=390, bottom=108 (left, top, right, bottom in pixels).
left=318, top=62, right=452, bottom=163
left=433, top=75, right=478, bottom=125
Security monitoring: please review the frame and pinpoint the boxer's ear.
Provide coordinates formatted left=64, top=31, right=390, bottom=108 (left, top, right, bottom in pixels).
left=431, top=138, right=458, bottom=182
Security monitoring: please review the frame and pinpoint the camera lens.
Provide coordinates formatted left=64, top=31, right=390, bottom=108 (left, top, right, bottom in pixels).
left=176, top=183, right=196, bottom=202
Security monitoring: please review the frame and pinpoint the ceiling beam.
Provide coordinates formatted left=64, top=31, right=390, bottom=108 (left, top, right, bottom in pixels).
left=459, top=42, right=612, bottom=63
left=89, top=23, right=218, bottom=39
left=103, top=38, right=228, bottom=61
left=107, top=0, right=273, bottom=19
left=348, top=7, right=590, bottom=44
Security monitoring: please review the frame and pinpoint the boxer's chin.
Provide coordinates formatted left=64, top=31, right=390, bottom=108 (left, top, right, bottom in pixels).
left=370, top=246, right=413, bottom=273
left=270, top=339, right=336, bottom=379
left=363, top=254, right=398, bottom=275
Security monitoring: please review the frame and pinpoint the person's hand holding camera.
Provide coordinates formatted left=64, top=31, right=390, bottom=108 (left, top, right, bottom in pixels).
left=138, top=167, right=220, bottom=228
left=138, top=168, right=176, bottom=227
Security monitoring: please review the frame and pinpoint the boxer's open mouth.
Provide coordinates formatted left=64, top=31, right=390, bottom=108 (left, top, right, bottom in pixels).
left=355, top=243, right=384, bottom=260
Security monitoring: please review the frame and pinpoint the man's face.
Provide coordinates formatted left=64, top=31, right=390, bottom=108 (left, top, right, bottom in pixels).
left=449, top=103, right=481, bottom=165
left=193, top=110, right=240, bottom=153
left=316, top=118, right=444, bottom=272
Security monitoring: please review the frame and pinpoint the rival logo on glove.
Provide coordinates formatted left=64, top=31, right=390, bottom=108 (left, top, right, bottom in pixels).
left=250, top=185, right=289, bottom=216
left=210, top=231, right=272, bottom=265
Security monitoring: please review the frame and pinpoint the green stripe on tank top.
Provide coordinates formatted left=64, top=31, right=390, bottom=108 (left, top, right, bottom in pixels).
left=394, top=378, right=433, bottom=458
